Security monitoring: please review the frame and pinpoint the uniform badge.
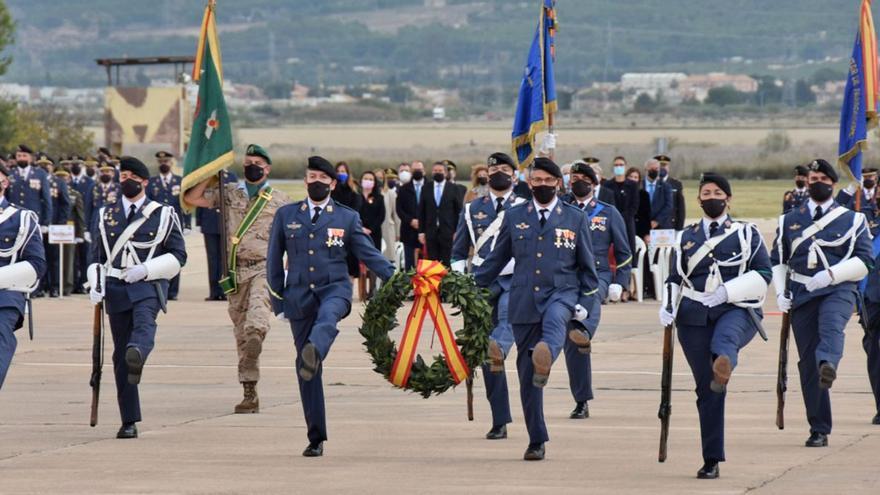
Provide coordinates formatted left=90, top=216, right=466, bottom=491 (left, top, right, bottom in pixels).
left=788, top=223, right=801, bottom=231
left=326, top=205, right=334, bottom=213
left=300, top=203, right=308, bottom=212
left=287, top=222, right=302, bottom=231
left=515, top=223, right=530, bottom=230
left=474, top=211, right=488, bottom=221
left=724, top=220, right=732, bottom=228
left=172, top=185, right=180, bottom=195
left=326, top=228, right=345, bottom=247
left=29, top=179, right=41, bottom=190
left=554, top=228, right=576, bottom=249
left=682, top=241, right=696, bottom=251
left=589, top=216, right=607, bottom=232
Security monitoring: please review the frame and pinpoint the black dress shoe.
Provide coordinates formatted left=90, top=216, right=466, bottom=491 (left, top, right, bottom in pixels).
left=125, top=347, right=144, bottom=385
left=49, top=289, right=59, bottom=298
left=697, top=460, right=719, bottom=479
left=873, top=413, right=880, bottom=425
left=299, top=343, right=321, bottom=381
left=168, top=296, right=178, bottom=301
left=302, top=442, right=323, bottom=457
left=805, top=432, right=828, bottom=447
left=116, top=423, right=138, bottom=439
left=818, top=362, right=836, bottom=389
left=569, top=401, right=589, bottom=419
left=523, top=443, right=545, bottom=461
left=72, top=288, right=86, bottom=295
left=485, top=424, right=507, bottom=440
left=32, top=291, right=44, bottom=298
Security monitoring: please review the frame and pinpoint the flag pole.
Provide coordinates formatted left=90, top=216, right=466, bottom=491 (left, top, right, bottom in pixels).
left=208, top=0, right=230, bottom=283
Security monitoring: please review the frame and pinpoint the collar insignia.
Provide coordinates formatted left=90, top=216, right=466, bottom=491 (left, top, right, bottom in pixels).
left=300, top=203, right=308, bottom=211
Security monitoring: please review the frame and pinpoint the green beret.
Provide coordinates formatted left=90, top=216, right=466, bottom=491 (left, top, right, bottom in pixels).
left=246, top=144, right=272, bottom=165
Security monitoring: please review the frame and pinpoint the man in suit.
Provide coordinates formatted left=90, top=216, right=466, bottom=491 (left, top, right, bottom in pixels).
left=656, top=155, right=686, bottom=231
left=38, top=154, right=71, bottom=298
left=643, top=158, right=673, bottom=235
left=396, top=161, right=425, bottom=270
left=418, top=161, right=464, bottom=266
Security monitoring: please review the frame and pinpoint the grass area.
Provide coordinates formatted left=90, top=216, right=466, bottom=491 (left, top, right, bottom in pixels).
left=683, top=179, right=791, bottom=220
left=271, top=181, right=307, bottom=202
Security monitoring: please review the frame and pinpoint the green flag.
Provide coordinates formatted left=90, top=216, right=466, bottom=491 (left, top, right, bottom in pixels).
left=181, top=1, right=234, bottom=211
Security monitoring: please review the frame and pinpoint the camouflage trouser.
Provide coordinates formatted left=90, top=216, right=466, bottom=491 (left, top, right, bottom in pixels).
left=227, top=264, right=271, bottom=383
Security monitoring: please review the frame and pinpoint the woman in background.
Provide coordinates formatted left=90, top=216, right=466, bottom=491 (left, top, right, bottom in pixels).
left=358, top=170, right=385, bottom=299
left=463, top=164, right=489, bottom=204
left=332, top=161, right=363, bottom=278
left=377, top=168, right=400, bottom=266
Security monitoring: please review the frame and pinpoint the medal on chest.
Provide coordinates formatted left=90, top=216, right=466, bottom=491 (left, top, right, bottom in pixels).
left=326, top=228, right=345, bottom=248
left=554, top=228, right=576, bottom=249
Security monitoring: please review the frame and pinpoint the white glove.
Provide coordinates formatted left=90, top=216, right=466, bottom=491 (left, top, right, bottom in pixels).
left=40, top=225, right=48, bottom=234
left=183, top=228, right=193, bottom=236
left=697, top=286, right=728, bottom=308
left=450, top=260, right=467, bottom=274
left=122, top=264, right=148, bottom=284
left=84, top=231, right=92, bottom=244
left=608, top=284, right=623, bottom=302
left=844, top=183, right=856, bottom=195
left=573, top=304, right=588, bottom=321
left=776, top=293, right=792, bottom=312
left=541, top=133, right=557, bottom=152
left=275, top=312, right=288, bottom=323
left=805, top=270, right=833, bottom=292
left=659, top=305, right=675, bottom=326
left=75, top=237, right=84, bottom=244
left=90, top=287, right=104, bottom=305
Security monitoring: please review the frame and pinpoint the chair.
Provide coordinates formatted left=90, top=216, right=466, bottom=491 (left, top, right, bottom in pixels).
left=631, top=237, right=647, bottom=303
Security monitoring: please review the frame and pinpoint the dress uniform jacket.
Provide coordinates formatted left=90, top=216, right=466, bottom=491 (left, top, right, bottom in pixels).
left=5, top=166, right=51, bottom=226
left=783, top=188, right=809, bottom=214
left=147, top=173, right=191, bottom=230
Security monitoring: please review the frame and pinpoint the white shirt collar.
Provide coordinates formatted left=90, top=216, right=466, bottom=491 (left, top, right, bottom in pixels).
left=20, top=165, right=31, bottom=176
left=533, top=195, right=559, bottom=218
left=122, top=195, right=147, bottom=214
left=413, top=179, right=424, bottom=187
left=578, top=194, right=595, bottom=206
left=307, top=196, right=331, bottom=212
left=702, top=214, right=729, bottom=237
left=434, top=179, right=445, bottom=188
left=161, top=173, right=173, bottom=182
left=865, top=187, right=876, bottom=200
left=490, top=188, right=513, bottom=203
left=807, top=197, right=833, bottom=217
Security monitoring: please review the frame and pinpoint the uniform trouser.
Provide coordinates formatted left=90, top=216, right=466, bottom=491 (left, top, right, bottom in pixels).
left=46, top=238, right=59, bottom=292
left=512, top=301, right=571, bottom=445
left=678, top=307, right=757, bottom=463
left=228, top=267, right=271, bottom=383
left=63, top=244, right=75, bottom=294
left=168, top=274, right=180, bottom=299
left=564, top=282, right=608, bottom=404
left=203, top=233, right=223, bottom=299
left=483, top=289, right=514, bottom=427
left=791, top=290, right=855, bottom=435
left=107, top=299, right=160, bottom=424
left=0, top=308, right=20, bottom=389
left=865, top=301, right=880, bottom=413
left=75, top=241, right=90, bottom=290
left=290, top=297, right=349, bottom=444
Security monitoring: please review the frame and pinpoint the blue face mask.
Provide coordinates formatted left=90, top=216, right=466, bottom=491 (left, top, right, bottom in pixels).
left=613, top=165, right=626, bottom=176
left=659, top=168, right=668, bottom=178
left=337, top=172, right=349, bottom=183
left=563, top=174, right=571, bottom=188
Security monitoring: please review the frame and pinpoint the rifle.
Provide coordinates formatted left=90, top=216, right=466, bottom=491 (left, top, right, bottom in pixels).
left=466, top=375, right=474, bottom=421
left=658, top=283, right=675, bottom=463
left=26, top=295, right=34, bottom=341
left=89, top=267, right=104, bottom=427
left=775, top=272, right=791, bottom=430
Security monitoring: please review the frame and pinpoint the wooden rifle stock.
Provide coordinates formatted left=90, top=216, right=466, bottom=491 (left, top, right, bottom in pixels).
left=658, top=284, right=675, bottom=462
left=775, top=273, right=792, bottom=430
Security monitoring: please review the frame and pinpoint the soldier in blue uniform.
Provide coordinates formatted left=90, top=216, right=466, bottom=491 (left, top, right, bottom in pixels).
left=92, top=164, right=120, bottom=227
left=88, top=157, right=187, bottom=439
left=195, top=171, right=237, bottom=301
left=782, top=165, right=810, bottom=214
left=146, top=151, right=190, bottom=301
left=658, top=173, right=771, bottom=479
left=562, top=162, right=632, bottom=420
left=863, top=239, right=880, bottom=425
left=38, top=154, right=71, bottom=298
left=771, top=159, right=874, bottom=448
left=267, top=156, right=394, bottom=457
left=69, top=156, right=95, bottom=293
left=450, top=152, right=527, bottom=441
left=836, top=167, right=880, bottom=230
left=474, top=157, right=598, bottom=461
left=0, top=164, right=47, bottom=388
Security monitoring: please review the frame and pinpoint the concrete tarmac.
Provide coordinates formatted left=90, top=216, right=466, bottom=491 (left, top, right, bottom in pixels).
left=1, top=234, right=879, bottom=494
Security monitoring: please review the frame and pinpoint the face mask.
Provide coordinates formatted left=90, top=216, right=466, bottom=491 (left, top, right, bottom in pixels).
left=659, top=168, right=669, bottom=178
left=647, top=169, right=659, bottom=180
left=865, top=179, right=876, bottom=190
left=100, top=174, right=112, bottom=184
left=795, top=179, right=806, bottom=189
left=613, top=165, right=626, bottom=176
left=563, top=174, right=571, bottom=189
left=432, top=172, right=445, bottom=183
left=244, top=164, right=265, bottom=183
left=477, top=176, right=488, bottom=186
left=121, top=178, right=143, bottom=199
left=86, top=167, right=96, bottom=177
left=398, top=171, right=411, bottom=184
left=571, top=180, right=592, bottom=198
left=700, top=198, right=727, bottom=219
left=532, top=185, right=557, bottom=204
left=159, top=164, right=171, bottom=174
left=307, top=181, right=331, bottom=202
left=388, top=179, right=398, bottom=189
left=361, top=179, right=374, bottom=190
left=16, top=160, right=28, bottom=168
left=412, top=170, right=424, bottom=181
left=489, top=172, right=512, bottom=191
left=337, top=172, right=349, bottom=183
left=71, top=164, right=82, bottom=176
left=376, top=179, right=384, bottom=189
left=808, top=181, right=834, bottom=202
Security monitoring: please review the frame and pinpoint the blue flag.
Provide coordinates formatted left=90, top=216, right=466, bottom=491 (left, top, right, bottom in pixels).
left=512, top=0, right=557, bottom=167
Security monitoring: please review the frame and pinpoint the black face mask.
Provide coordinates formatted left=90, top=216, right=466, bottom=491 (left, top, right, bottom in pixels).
left=489, top=172, right=512, bottom=191
left=307, top=181, right=331, bottom=202
left=477, top=176, right=488, bottom=186
left=808, top=181, right=834, bottom=202
left=412, top=170, right=424, bottom=181
left=571, top=180, right=592, bottom=198
left=86, top=167, right=96, bottom=177
left=244, top=164, right=265, bottom=183
left=795, top=179, right=806, bottom=189
left=647, top=169, right=659, bottom=180
left=71, top=164, right=82, bottom=176
left=100, top=174, right=112, bottom=184
left=121, top=178, right=143, bottom=199
left=532, top=185, right=557, bottom=204
left=388, top=179, right=397, bottom=190
left=432, top=172, right=445, bottom=183
left=700, top=198, right=727, bottom=219
left=376, top=179, right=384, bottom=189
left=16, top=160, right=28, bottom=168
left=865, top=179, right=876, bottom=190
left=159, top=164, right=171, bottom=175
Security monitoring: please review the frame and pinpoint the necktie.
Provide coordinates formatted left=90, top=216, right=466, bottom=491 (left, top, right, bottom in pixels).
left=435, top=183, right=442, bottom=206
left=813, top=207, right=823, bottom=222
left=126, top=204, right=137, bottom=223
left=709, top=221, right=719, bottom=238
left=579, top=202, right=586, bottom=210
left=495, top=197, right=504, bottom=213
left=311, top=206, right=322, bottom=224
left=647, top=182, right=655, bottom=200
left=539, top=209, right=548, bottom=228
left=415, top=183, right=421, bottom=203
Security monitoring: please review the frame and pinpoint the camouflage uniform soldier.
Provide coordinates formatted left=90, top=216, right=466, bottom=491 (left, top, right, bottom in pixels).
left=184, top=144, right=288, bottom=413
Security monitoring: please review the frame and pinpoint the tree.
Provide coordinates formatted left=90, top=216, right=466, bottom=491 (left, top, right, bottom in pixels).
left=705, top=86, right=749, bottom=106
left=0, top=104, right=95, bottom=157
left=795, top=79, right=816, bottom=107
left=0, top=2, right=13, bottom=77
left=633, top=93, right=656, bottom=113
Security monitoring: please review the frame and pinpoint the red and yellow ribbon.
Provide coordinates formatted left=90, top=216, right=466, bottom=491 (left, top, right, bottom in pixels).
left=389, top=260, right=470, bottom=387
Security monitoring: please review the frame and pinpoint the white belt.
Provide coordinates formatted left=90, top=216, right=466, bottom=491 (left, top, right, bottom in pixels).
left=105, top=267, right=125, bottom=279
left=789, top=272, right=813, bottom=285
left=681, top=287, right=708, bottom=301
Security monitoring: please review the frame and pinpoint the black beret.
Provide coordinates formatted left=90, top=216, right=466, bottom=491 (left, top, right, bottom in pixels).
left=442, top=159, right=457, bottom=170
left=864, top=167, right=879, bottom=176
left=532, top=157, right=562, bottom=179
left=700, top=172, right=732, bottom=197
left=246, top=144, right=272, bottom=165
left=155, top=151, right=174, bottom=159
left=487, top=152, right=515, bottom=169
left=654, top=154, right=671, bottom=163
left=582, top=156, right=600, bottom=164
left=794, top=165, right=809, bottom=176
left=807, top=159, right=838, bottom=183
left=571, top=161, right=598, bottom=184
left=119, top=156, right=150, bottom=180
left=98, top=147, right=111, bottom=156
left=308, top=156, right=336, bottom=180
left=16, top=144, right=33, bottom=154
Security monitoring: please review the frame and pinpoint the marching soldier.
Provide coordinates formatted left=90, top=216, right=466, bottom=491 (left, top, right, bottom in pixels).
left=659, top=173, right=771, bottom=479
left=39, top=154, right=71, bottom=298
left=184, top=145, right=289, bottom=414
left=772, top=159, right=873, bottom=448
left=87, top=157, right=187, bottom=439
left=69, top=157, right=94, bottom=293
left=782, top=165, right=809, bottom=214
left=147, top=151, right=190, bottom=301
left=266, top=156, right=394, bottom=457
left=474, top=157, right=598, bottom=461
left=0, top=164, right=46, bottom=388
left=450, top=152, right=527, bottom=441
left=562, top=162, right=632, bottom=419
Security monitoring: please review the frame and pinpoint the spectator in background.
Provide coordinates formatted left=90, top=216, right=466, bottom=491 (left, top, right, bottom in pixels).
left=656, top=155, right=686, bottom=231
left=583, top=158, right=616, bottom=205
left=396, top=160, right=425, bottom=269
left=332, top=161, right=363, bottom=278
left=464, top=163, right=489, bottom=203
left=560, top=162, right=573, bottom=194
left=379, top=168, right=401, bottom=266
left=605, top=156, right=641, bottom=260
left=627, top=167, right=652, bottom=241
left=643, top=158, right=673, bottom=235
left=443, top=160, right=467, bottom=204
left=358, top=170, right=385, bottom=251
left=418, top=161, right=463, bottom=266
